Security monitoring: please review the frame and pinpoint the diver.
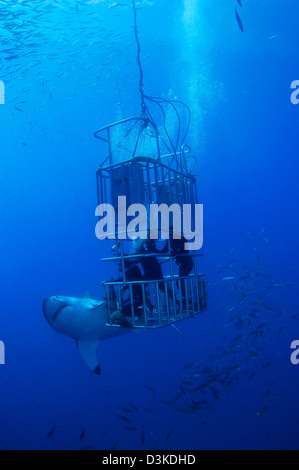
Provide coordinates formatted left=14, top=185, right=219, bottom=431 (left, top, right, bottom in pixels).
left=135, top=239, right=177, bottom=309
left=111, top=240, right=165, bottom=323
left=136, top=240, right=163, bottom=281
left=159, top=231, right=194, bottom=307
left=120, top=258, right=143, bottom=317
left=109, top=245, right=144, bottom=326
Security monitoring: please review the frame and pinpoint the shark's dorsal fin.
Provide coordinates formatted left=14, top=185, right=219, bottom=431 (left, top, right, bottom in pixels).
left=77, top=339, right=101, bottom=375
left=84, top=292, right=96, bottom=300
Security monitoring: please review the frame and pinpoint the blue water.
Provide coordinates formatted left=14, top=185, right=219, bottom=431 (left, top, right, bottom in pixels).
left=1, top=0, right=299, bottom=450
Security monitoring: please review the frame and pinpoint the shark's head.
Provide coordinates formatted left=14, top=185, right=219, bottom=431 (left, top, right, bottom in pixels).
left=43, top=296, right=70, bottom=326
left=42, top=295, right=131, bottom=375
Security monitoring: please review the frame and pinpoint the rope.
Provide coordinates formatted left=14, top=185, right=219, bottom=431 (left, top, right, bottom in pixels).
left=132, top=0, right=146, bottom=116
left=131, top=0, right=193, bottom=173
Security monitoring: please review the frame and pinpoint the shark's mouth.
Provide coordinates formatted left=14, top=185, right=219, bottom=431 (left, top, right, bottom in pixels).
left=43, top=298, right=69, bottom=324
left=52, top=303, right=68, bottom=322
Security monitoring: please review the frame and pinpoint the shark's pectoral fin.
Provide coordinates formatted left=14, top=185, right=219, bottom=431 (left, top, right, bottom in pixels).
left=77, top=339, right=101, bottom=375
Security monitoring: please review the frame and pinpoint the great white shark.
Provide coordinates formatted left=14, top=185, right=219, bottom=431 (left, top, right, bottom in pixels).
left=43, top=296, right=131, bottom=375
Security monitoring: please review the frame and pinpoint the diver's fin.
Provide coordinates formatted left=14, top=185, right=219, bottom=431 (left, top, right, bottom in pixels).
left=77, top=339, right=101, bottom=375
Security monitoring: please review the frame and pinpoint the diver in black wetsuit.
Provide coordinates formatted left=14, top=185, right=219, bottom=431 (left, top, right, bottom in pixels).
left=168, top=237, right=193, bottom=293
left=160, top=233, right=194, bottom=306
left=136, top=240, right=177, bottom=309
left=118, top=259, right=144, bottom=317
left=109, top=243, right=144, bottom=324
left=122, top=259, right=143, bottom=315
left=137, top=240, right=163, bottom=281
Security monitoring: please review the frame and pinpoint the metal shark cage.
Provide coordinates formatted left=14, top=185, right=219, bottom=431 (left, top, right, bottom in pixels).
left=94, top=116, right=208, bottom=329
